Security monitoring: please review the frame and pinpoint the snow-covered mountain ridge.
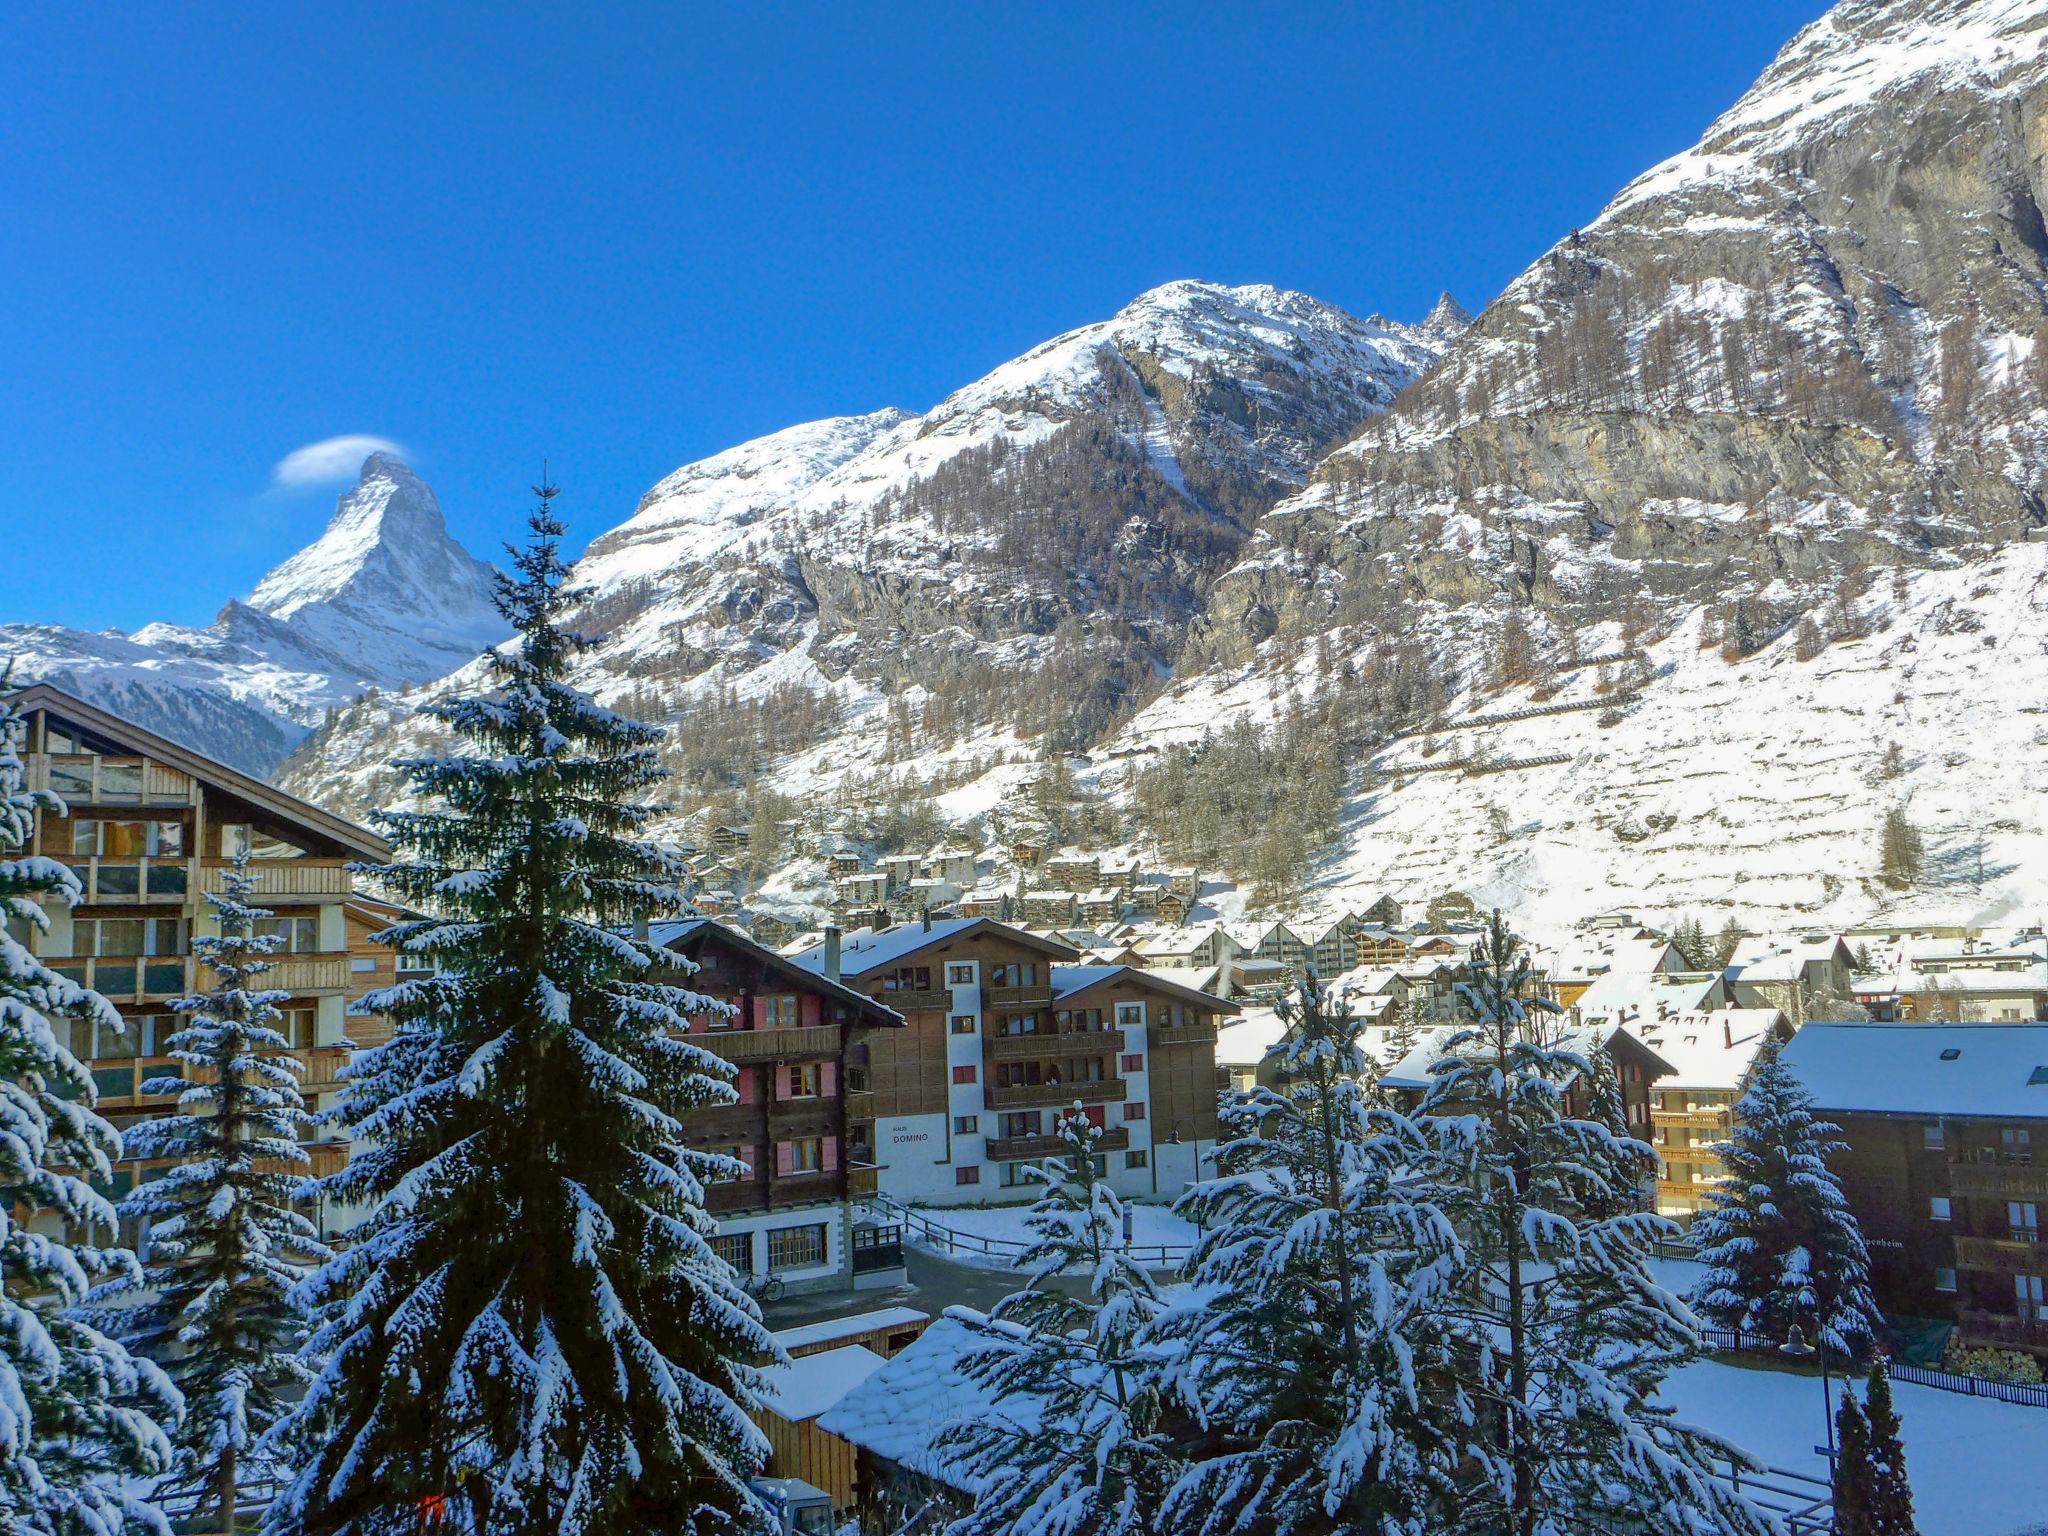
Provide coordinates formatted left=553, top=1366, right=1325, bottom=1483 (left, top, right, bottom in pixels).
left=280, top=279, right=1455, bottom=807
left=0, top=455, right=503, bottom=772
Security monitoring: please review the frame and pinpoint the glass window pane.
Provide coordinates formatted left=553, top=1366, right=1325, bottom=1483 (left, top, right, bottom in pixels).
left=95, top=864, right=140, bottom=898
left=99, top=763, right=143, bottom=803
left=70, top=820, right=98, bottom=856
left=50, top=761, right=93, bottom=801
left=91, top=1065, right=135, bottom=1098
left=100, top=822, right=148, bottom=857
left=96, top=962, right=139, bottom=998
left=146, top=919, right=182, bottom=955
left=94, top=920, right=144, bottom=957
left=145, top=863, right=187, bottom=896
left=152, top=821, right=184, bottom=857
left=143, top=962, right=184, bottom=996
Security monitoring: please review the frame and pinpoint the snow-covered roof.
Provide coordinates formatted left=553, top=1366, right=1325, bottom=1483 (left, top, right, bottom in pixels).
left=1727, top=935, right=1850, bottom=984
left=1574, top=969, right=1724, bottom=1022
left=1626, top=1009, right=1786, bottom=1093
left=1143, top=964, right=1222, bottom=996
left=787, top=918, right=1073, bottom=978
left=1051, top=963, right=1240, bottom=1013
left=645, top=917, right=903, bottom=1023
left=770, top=1306, right=930, bottom=1355
left=816, top=1318, right=1042, bottom=1491
left=1381, top=1021, right=1674, bottom=1094
left=1215, top=1006, right=1285, bottom=1068
left=756, top=1344, right=888, bottom=1423
left=1052, top=964, right=1122, bottom=998
left=1779, top=1023, right=2048, bottom=1119
left=1551, top=934, right=1683, bottom=981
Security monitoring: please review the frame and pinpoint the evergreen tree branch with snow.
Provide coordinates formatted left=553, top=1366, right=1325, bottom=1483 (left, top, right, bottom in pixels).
left=0, top=686, right=178, bottom=1535
left=95, top=852, right=331, bottom=1536
left=936, top=1108, right=1174, bottom=1536
left=264, top=481, right=778, bottom=1536
left=1687, top=1040, right=1883, bottom=1360
left=1154, top=969, right=1464, bottom=1536
left=1416, top=912, right=1773, bottom=1536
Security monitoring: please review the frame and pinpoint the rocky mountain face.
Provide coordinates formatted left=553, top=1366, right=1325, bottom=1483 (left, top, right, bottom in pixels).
left=0, top=455, right=503, bottom=773
left=278, top=281, right=1455, bottom=809
left=1114, top=0, right=2048, bottom=940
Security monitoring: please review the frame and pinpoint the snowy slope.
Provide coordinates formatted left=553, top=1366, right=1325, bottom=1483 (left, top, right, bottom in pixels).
left=0, top=454, right=503, bottom=773
left=280, top=280, right=1454, bottom=809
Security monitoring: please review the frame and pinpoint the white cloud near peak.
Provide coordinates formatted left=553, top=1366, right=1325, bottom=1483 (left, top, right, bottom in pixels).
left=271, top=434, right=406, bottom=489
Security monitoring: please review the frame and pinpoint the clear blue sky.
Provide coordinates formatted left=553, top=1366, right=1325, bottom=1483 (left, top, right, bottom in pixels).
left=3, top=0, right=1824, bottom=630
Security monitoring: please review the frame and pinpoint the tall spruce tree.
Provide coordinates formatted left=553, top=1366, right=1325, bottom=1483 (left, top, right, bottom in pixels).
left=1688, top=1045, right=1883, bottom=1359
left=0, top=688, right=178, bottom=1534
left=937, top=1110, right=1174, bottom=1536
left=1157, top=969, right=1463, bottom=1536
left=1832, top=1392, right=1875, bottom=1536
left=1861, top=1361, right=1917, bottom=1535
left=97, top=854, right=331, bottom=1535
left=265, top=481, right=778, bottom=1536
left=1417, top=913, right=1773, bottom=1536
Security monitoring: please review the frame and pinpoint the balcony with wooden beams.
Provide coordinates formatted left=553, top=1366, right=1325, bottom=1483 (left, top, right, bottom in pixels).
left=988, top=1027, right=1124, bottom=1062
left=690, top=1024, right=841, bottom=1063
left=266, top=954, right=352, bottom=996
left=986, top=984, right=1053, bottom=1009
left=200, top=857, right=354, bottom=899
left=1950, top=1161, right=2048, bottom=1201
left=872, top=988, right=952, bottom=1013
left=987, top=1126, right=1129, bottom=1161
left=1152, top=1020, right=1219, bottom=1047
left=984, top=1077, right=1127, bottom=1111
left=1955, top=1234, right=2046, bottom=1276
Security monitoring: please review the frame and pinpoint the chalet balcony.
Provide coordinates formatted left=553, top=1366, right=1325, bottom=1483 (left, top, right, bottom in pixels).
left=1958, top=1309, right=2048, bottom=1353
left=1656, top=1178, right=1721, bottom=1203
left=200, top=857, right=354, bottom=898
left=704, top=1168, right=849, bottom=1215
left=49, top=955, right=190, bottom=1003
left=988, top=1027, right=1124, bottom=1062
left=296, top=1045, right=354, bottom=1095
left=1954, top=1234, right=2046, bottom=1276
left=986, top=983, right=1053, bottom=1009
left=1950, top=1161, right=2048, bottom=1201
left=987, top=1127, right=1129, bottom=1161
left=1153, top=1020, right=1219, bottom=1047
left=267, top=953, right=352, bottom=997
left=1653, top=1109, right=1729, bottom=1131
left=983, top=1078, right=1127, bottom=1111
left=874, top=988, right=952, bottom=1013
left=692, top=1024, right=840, bottom=1063
left=29, top=754, right=196, bottom=807
left=846, top=1162, right=880, bottom=1198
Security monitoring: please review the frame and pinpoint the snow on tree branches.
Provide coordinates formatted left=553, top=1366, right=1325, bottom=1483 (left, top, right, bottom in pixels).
left=0, top=686, right=177, bottom=1535
left=96, top=852, right=331, bottom=1536
left=264, top=480, right=778, bottom=1536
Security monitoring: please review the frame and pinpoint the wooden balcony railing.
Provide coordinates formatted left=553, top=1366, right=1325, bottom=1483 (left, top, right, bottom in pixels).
left=705, top=1169, right=849, bottom=1215
left=1656, top=1178, right=1720, bottom=1203
left=1954, top=1235, right=2046, bottom=1276
left=987, top=1127, right=1129, bottom=1161
left=1957, top=1308, right=2048, bottom=1352
left=1652, top=1109, right=1729, bottom=1131
left=846, top=1162, right=879, bottom=1198
left=49, top=955, right=190, bottom=1003
left=200, top=857, right=354, bottom=898
left=988, top=1027, right=1124, bottom=1062
left=297, top=1045, right=354, bottom=1095
left=873, top=988, right=952, bottom=1014
left=691, top=1024, right=840, bottom=1063
left=1950, top=1162, right=2048, bottom=1200
left=987, top=984, right=1053, bottom=1009
left=266, top=954, right=352, bottom=996
left=1153, top=1021, right=1219, bottom=1047
left=28, top=755, right=196, bottom=806
left=984, top=1078, right=1127, bottom=1111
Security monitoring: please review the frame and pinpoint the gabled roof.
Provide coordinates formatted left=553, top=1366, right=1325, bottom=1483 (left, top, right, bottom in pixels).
left=1382, top=1021, right=1675, bottom=1094
left=1779, top=1022, right=2048, bottom=1119
left=1050, top=963, right=1242, bottom=1015
left=1627, top=1008, right=1788, bottom=1092
left=787, top=917, right=1078, bottom=979
left=755, top=1344, right=889, bottom=1423
left=648, top=917, right=903, bottom=1026
left=10, top=682, right=388, bottom=861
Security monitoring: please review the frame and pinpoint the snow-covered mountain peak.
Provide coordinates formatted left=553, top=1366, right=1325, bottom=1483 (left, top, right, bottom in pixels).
left=249, top=453, right=465, bottom=619
left=1421, top=291, right=1472, bottom=337
left=1603, top=0, right=2048, bottom=220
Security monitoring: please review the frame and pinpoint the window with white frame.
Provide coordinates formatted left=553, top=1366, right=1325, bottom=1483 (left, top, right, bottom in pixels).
left=766, top=1223, right=827, bottom=1273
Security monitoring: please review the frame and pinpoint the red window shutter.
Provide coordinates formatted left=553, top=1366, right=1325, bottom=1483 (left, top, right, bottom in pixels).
left=1124, top=1101, right=1146, bottom=1121
left=775, top=1142, right=795, bottom=1176
left=1121, top=1053, right=1143, bottom=1072
left=734, top=1067, right=756, bottom=1106
left=1084, top=1106, right=1105, bottom=1128
left=823, top=1136, right=839, bottom=1171
left=801, top=993, right=823, bottom=1026
left=772, top=1067, right=792, bottom=1101
left=953, top=1065, right=977, bottom=1085
left=750, top=996, right=768, bottom=1029
left=821, top=1060, right=838, bottom=1096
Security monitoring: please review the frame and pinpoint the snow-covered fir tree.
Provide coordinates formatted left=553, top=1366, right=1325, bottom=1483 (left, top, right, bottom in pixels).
left=936, top=1109, right=1174, bottom=1536
left=97, top=853, right=330, bottom=1535
left=1833, top=1390, right=1876, bottom=1536
left=1157, top=969, right=1463, bottom=1536
left=266, top=481, right=778, bottom=1536
left=1687, top=1042, right=1883, bottom=1358
left=0, top=688, right=177, bottom=1534
left=1858, top=1360, right=1917, bottom=1535
left=1416, top=913, right=1774, bottom=1536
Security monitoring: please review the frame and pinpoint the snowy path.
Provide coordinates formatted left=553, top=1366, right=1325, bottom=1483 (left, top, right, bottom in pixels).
left=1661, top=1357, right=2048, bottom=1536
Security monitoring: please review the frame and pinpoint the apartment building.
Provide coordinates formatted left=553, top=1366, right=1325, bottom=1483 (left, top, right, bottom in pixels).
left=788, top=917, right=1233, bottom=1205
left=1624, top=1008, right=1792, bottom=1220
left=650, top=917, right=906, bottom=1295
left=1779, top=1022, right=2048, bottom=1362
left=9, top=684, right=385, bottom=1235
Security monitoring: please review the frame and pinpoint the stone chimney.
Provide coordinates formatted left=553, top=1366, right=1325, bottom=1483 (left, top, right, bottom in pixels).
left=823, top=925, right=842, bottom=983
left=1724, top=1017, right=1733, bottom=1049
left=922, top=906, right=932, bottom=933
left=872, top=906, right=892, bottom=932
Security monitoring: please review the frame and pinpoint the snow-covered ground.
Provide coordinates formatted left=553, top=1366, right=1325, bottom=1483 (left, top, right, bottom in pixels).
left=1662, top=1357, right=2048, bottom=1536
left=903, top=1199, right=1203, bottom=1264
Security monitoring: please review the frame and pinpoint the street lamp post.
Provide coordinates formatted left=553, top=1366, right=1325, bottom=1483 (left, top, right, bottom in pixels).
left=1779, top=1325, right=1837, bottom=1468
